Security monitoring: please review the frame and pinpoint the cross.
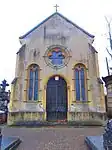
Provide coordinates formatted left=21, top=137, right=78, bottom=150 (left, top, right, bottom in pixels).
left=0, top=79, right=9, bottom=91
left=54, top=4, right=59, bottom=12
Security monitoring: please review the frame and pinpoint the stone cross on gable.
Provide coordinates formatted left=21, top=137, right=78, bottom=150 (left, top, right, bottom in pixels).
left=54, top=4, right=59, bottom=12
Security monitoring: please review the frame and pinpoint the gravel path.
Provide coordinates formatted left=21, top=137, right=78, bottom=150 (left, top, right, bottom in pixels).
left=2, top=126, right=104, bottom=150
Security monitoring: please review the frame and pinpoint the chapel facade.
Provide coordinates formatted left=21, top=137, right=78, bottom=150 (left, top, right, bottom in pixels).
left=8, top=12, right=106, bottom=125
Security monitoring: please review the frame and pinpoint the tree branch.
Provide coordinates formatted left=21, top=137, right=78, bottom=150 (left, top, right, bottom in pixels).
left=105, top=16, right=112, bottom=58
left=106, top=48, right=112, bottom=58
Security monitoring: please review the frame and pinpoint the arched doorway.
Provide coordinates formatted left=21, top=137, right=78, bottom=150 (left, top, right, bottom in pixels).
left=46, top=76, right=68, bottom=121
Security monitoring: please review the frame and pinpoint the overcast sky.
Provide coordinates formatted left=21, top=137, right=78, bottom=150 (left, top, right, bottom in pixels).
left=0, top=0, right=112, bottom=90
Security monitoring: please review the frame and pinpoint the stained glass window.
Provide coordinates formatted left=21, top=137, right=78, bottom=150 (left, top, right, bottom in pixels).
left=44, top=45, right=70, bottom=69
left=49, top=51, right=65, bottom=65
left=28, top=69, right=33, bottom=100
left=75, top=68, right=80, bottom=100
left=28, top=65, right=39, bottom=100
left=80, top=68, right=85, bottom=100
left=74, top=65, right=86, bottom=101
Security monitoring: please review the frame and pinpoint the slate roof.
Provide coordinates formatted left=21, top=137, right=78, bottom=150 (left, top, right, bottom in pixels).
left=19, top=12, right=95, bottom=39
left=16, top=44, right=26, bottom=54
left=11, top=77, right=17, bottom=84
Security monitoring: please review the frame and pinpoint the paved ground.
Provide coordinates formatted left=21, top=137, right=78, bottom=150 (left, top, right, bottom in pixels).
left=2, top=126, right=104, bottom=150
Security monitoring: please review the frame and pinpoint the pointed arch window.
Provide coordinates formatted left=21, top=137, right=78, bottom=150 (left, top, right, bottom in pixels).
left=28, top=64, right=39, bottom=101
left=74, top=65, right=86, bottom=101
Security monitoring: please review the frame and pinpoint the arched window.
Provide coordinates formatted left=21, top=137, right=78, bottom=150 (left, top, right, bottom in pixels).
left=28, top=64, right=39, bottom=101
left=74, top=64, right=86, bottom=101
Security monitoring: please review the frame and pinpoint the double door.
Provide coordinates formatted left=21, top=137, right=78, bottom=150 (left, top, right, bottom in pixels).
left=46, top=77, right=67, bottom=121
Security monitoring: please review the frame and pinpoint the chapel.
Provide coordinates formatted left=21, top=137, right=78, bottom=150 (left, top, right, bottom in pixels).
left=8, top=9, right=106, bottom=125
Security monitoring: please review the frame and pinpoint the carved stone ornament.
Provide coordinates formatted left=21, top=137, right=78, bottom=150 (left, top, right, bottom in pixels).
left=30, top=48, right=40, bottom=58
left=68, top=104, right=76, bottom=112
left=38, top=103, right=45, bottom=112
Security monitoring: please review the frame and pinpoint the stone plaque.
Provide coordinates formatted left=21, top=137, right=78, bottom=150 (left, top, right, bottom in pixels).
left=24, top=103, right=37, bottom=111
left=23, top=103, right=45, bottom=112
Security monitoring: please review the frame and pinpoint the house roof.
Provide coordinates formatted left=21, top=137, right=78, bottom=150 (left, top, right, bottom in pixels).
left=19, top=12, right=95, bottom=39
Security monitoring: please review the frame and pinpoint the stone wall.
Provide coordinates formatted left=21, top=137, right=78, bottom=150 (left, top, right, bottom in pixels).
left=69, top=112, right=106, bottom=121
left=7, top=112, right=45, bottom=125
left=7, top=111, right=106, bottom=125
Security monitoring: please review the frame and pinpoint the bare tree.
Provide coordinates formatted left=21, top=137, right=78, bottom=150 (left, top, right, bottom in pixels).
left=105, top=17, right=112, bottom=75
left=105, top=17, right=112, bottom=58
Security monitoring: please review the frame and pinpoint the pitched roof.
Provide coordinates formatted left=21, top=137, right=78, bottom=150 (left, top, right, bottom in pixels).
left=19, top=12, right=95, bottom=39
left=16, top=44, right=26, bottom=54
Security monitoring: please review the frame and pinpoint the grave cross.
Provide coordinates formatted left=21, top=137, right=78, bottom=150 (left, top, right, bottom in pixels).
left=54, top=4, right=59, bottom=12
left=0, top=79, right=9, bottom=91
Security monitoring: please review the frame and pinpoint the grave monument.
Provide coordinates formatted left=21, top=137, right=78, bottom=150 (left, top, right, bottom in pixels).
left=85, top=75, right=112, bottom=149
left=0, top=79, right=21, bottom=150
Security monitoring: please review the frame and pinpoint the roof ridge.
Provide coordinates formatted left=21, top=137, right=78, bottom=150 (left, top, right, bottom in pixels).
left=19, top=12, right=94, bottom=39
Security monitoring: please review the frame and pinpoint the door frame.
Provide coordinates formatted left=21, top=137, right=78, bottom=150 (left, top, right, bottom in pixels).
left=44, top=74, right=70, bottom=121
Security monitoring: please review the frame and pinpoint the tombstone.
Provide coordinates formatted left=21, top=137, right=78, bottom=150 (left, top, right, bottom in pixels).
left=103, top=75, right=112, bottom=149
left=85, top=75, right=112, bottom=149
left=0, top=80, right=21, bottom=149
left=0, top=128, right=2, bottom=148
left=0, top=79, right=9, bottom=92
left=103, top=110, right=112, bottom=149
left=0, top=132, right=21, bottom=150
left=85, top=111, right=112, bottom=150
left=0, top=80, right=10, bottom=123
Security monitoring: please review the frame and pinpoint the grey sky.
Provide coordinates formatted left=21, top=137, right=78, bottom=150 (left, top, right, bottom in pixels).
left=0, top=0, right=112, bottom=89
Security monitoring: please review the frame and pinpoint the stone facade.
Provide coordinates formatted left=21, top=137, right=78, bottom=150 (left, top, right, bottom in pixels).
left=8, top=12, right=106, bottom=125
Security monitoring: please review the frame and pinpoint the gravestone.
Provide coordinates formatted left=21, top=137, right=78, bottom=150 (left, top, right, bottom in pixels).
left=103, top=115, right=112, bottom=149
left=85, top=75, right=112, bottom=149
left=85, top=112, right=112, bottom=150
left=102, top=75, right=112, bottom=113
left=0, top=80, right=21, bottom=149
left=0, top=79, right=10, bottom=122
left=0, top=127, right=21, bottom=150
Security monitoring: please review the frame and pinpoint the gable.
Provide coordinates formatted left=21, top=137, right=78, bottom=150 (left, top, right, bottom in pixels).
left=19, top=12, right=94, bottom=42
